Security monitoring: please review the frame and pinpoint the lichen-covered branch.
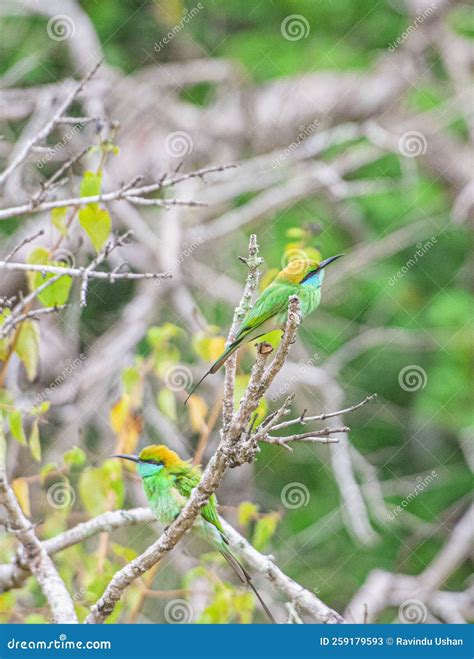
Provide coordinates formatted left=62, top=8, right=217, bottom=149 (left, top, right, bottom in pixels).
left=0, top=428, right=77, bottom=623
left=85, top=287, right=302, bottom=623
left=0, top=164, right=237, bottom=221
left=222, top=233, right=263, bottom=428
left=0, top=505, right=346, bottom=624
left=220, top=520, right=345, bottom=624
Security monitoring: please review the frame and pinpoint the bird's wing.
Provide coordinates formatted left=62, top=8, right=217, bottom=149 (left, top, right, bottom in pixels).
left=172, top=466, right=226, bottom=538
left=234, top=282, right=294, bottom=341
left=171, top=467, right=276, bottom=623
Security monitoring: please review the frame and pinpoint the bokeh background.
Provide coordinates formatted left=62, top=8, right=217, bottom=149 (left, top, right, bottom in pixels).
left=0, top=0, right=472, bottom=624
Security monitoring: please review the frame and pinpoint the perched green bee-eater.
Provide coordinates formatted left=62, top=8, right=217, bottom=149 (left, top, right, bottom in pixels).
left=186, top=255, right=343, bottom=402
left=114, top=444, right=276, bottom=623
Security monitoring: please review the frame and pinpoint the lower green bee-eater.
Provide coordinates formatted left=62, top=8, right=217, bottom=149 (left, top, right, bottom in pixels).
left=186, top=254, right=343, bottom=402
left=115, top=444, right=276, bottom=623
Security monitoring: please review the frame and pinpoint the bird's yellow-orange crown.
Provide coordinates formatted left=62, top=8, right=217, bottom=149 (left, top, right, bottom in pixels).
left=139, top=444, right=187, bottom=468
left=276, top=259, right=319, bottom=285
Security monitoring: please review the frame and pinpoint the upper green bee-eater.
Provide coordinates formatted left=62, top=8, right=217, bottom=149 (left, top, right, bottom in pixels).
left=114, top=444, right=276, bottom=623
left=186, top=254, right=343, bottom=402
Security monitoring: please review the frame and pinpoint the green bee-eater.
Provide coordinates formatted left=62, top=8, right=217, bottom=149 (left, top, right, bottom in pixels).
left=115, top=444, right=276, bottom=623
left=186, top=255, right=343, bottom=401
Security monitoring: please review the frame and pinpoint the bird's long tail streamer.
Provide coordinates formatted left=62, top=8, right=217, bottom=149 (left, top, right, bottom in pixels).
left=184, top=337, right=243, bottom=404
left=218, top=543, right=276, bottom=624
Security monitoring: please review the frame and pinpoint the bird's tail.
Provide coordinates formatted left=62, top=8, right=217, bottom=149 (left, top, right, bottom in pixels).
left=218, top=540, right=276, bottom=624
left=184, top=337, right=244, bottom=405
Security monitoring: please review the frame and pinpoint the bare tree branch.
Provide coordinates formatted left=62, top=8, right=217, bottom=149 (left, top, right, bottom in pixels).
left=222, top=233, right=263, bottom=429
left=0, top=428, right=77, bottom=622
left=85, top=290, right=302, bottom=623
left=0, top=61, right=102, bottom=187
left=0, top=164, right=237, bottom=221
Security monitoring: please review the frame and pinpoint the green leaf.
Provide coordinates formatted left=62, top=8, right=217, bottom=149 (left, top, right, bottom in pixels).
left=251, top=511, right=280, bottom=552
left=237, top=501, right=259, bottom=528
left=8, top=410, right=26, bottom=445
left=29, top=420, right=41, bottom=462
left=30, top=401, right=51, bottom=416
left=37, top=271, right=72, bottom=307
left=192, top=332, right=226, bottom=362
left=51, top=207, right=69, bottom=236
left=157, top=388, right=177, bottom=421
left=78, top=170, right=111, bottom=251
left=26, top=246, right=49, bottom=290
left=24, top=614, right=48, bottom=624
left=146, top=323, right=182, bottom=348
left=63, top=446, right=86, bottom=468
left=12, top=478, right=30, bottom=516
left=286, top=227, right=304, bottom=239
left=40, top=462, right=58, bottom=482
left=79, top=205, right=111, bottom=252
left=15, top=320, right=40, bottom=381
left=27, top=247, right=72, bottom=307
left=110, top=542, right=138, bottom=562
left=78, top=460, right=124, bottom=516
left=121, top=364, right=143, bottom=406
left=78, top=468, right=107, bottom=516
left=80, top=170, right=102, bottom=199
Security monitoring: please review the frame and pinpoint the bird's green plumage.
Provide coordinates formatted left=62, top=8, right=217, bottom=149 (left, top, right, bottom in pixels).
left=184, top=257, right=339, bottom=401
left=118, top=444, right=276, bottom=622
left=139, top=451, right=225, bottom=540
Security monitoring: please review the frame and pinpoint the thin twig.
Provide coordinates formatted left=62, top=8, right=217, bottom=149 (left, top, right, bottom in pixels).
left=0, top=61, right=102, bottom=187
left=0, top=305, right=66, bottom=339
left=0, top=261, right=171, bottom=282
left=0, top=163, right=237, bottom=221
left=4, top=229, right=45, bottom=262
left=263, top=427, right=348, bottom=452
left=271, top=395, right=377, bottom=432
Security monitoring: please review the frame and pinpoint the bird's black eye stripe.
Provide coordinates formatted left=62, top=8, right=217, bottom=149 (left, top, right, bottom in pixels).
left=140, top=458, right=163, bottom=466
left=300, top=268, right=319, bottom=284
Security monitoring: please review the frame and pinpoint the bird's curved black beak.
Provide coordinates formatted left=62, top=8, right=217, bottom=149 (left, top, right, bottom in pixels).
left=318, top=254, right=344, bottom=270
left=113, top=454, right=140, bottom=463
